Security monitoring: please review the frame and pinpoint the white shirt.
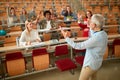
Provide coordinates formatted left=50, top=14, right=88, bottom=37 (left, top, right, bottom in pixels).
left=46, top=21, right=52, bottom=29
left=65, top=30, right=108, bottom=70
left=19, top=29, right=41, bottom=46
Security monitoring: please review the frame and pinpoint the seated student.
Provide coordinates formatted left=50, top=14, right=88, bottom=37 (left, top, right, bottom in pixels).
left=61, top=5, right=77, bottom=21
left=19, top=19, right=41, bottom=46
left=77, top=10, right=93, bottom=37
left=37, top=10, right=60, bottom=40
left=37, top=10, right=58, bottom=29
left=28, top=6, right=37, bottom=20
left=20, top=8, right=28, bottom=31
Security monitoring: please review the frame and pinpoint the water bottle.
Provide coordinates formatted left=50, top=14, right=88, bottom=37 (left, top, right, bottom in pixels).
left=16, top=37, right=19, bottom=47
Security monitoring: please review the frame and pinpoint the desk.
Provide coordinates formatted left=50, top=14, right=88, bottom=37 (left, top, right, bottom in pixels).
left=3, top=27, right=80, bottom=37
left=103, top=25, right=120, bottom=28
left=0, top=23, right=25, bottom=27
left=0, top=34, right=120, bottom=79
left=56, top=20, right=77, bottom=23
left=4, top=24, right=120, bottom=37
left=0, top=34, right=120, bottom=53
left=37, top=27, right=80, bottom=33
left=6, top=31, right=22, bottom=36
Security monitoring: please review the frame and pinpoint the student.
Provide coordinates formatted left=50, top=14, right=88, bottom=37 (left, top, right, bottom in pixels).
left=20, top=8, right=28, bottom=31
left=38, top=10, right=58, bottom=29
left=19, top=19, right=41, bottom=46
left=61, top=5, right=77, bottom=21
left=6, top=4, right=18, bottom=27
left=38, top=10, right=59, bottom=40
left=28, top=6, right=36, bottom=20
left=77, top=10, right=93, bottom=37
left=61, top=14, right=108, bottom=80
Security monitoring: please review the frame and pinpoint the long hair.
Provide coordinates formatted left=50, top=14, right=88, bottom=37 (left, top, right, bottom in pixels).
left=65, top=5, right=73, bottom=17
left=85, top=10, right=92, bottom=18
left=21, top=8, right=27, bottom=15
left=25, top=19, right=32, bottom=36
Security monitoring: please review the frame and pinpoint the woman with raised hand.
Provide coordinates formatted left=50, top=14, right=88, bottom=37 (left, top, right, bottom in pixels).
left=6, top=3, right=18, bottom=27
left=77, top=10, right=93, bottom=37
left=20, top=8, right=28, bottom=31
left=19, top=19, right=41, bottom=46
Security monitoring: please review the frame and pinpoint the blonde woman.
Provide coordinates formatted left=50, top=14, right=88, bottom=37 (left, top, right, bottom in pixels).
left=19, top=19, right=41, bottom=46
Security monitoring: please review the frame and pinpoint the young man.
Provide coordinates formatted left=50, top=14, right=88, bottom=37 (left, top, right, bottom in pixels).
left=61, top=14, right=108, bottom=80
left=38, top=10, right=58, bottom=29
left=38, top=10, right=59, bottom=40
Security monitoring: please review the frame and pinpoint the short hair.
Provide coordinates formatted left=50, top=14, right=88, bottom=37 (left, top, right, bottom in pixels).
left=43, top=10, right=51, bottom=17
left=91, top=14, right=105, bottom=29
left=10, top=7, right=15, bottom=10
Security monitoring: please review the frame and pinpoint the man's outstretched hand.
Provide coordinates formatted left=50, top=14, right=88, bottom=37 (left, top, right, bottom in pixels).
left=60, top=26, right=71, bottom=38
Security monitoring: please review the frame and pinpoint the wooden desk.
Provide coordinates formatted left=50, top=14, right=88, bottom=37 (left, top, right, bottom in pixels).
left=3, top=27, right=80, bottom=37
left=0, top=23, right=25, bottom=27
left=37, top=27, right=80, bottom=33
left=103, top=25, right=120, bottom=28
left=4, top=24, right=120, bottom=37
left=6, top=31, right=22, bottom=36
left=0, top=34, right=120, bottom=53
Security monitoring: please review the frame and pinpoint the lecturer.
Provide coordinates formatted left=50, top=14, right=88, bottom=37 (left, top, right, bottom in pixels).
left=61, top=14, right=108, bottom=80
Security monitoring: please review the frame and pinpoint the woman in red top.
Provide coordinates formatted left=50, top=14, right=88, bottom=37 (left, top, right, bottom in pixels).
left=77, top=10, right=92, bottom=37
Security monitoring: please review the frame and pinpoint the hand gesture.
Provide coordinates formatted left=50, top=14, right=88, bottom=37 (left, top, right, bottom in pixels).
left=60, top=26, right=71, bottom=38
left=6, top=3, right=10, bottom=7
left=26, top=41, right=31, bottom=45
left=37, top=11, right=42, bottom=19
left=77, top=13, right=83, bottom=20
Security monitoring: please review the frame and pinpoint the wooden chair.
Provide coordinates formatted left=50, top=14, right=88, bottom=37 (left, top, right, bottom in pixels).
left=71, top=21, right=79, bottom=27
left=43, top=33, right=51, bottom=41
left=73, top=49, right=85, bottom=66
left=4, top=36, right=16, bottom=47
left=108, top=26, right=118, bottom=35
left=5, top=52, right=26, bottom=76
left=54, top=44, right=77, bottom=74
left=77, top=29, right=84, bottom=37
left=103, top=46, right=109, bottom=60
left=10, top=26, right=22, bottom=32
left=112, top=39, right=120, bottom=58
left=8, top=26, right=22, bottom=37
left=58, top=22, right=66, bottom=27
left=32, top=48, right=49, bottom=71
left=0, top=36, right=5, bottom=47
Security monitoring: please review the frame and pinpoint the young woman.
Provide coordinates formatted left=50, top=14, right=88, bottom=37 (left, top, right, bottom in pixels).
left=7, top=4, right=18, bottom=27
left=20, top=8, right=28, bottom=31
left=19, top=19, right=41, bottom=46
left=61, top=5, right=77, bottom=21
left=77, top=10, right=93, bottom=37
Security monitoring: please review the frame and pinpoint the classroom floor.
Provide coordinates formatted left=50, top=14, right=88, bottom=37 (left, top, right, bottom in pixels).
left=9, top=59, right=120, bottom=80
